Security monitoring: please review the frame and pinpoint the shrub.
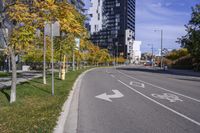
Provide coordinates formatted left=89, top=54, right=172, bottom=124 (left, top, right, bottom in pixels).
left=171, top=55, right=193, bottom=69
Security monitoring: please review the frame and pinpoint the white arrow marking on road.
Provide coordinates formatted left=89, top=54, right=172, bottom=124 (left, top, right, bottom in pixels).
left=95, top=90, right=124, bottom=102
left=130, top=81, right=145, bottom=88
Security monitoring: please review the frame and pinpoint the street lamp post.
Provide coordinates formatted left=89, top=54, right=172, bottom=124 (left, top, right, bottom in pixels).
left=116, top=43, right=119, bottom=66
left=50, top=22, right=54, bottom=96
left=73, top=38, right=80, bottom=71
left=148, top=44, right=154, bottom=67
left=113, top=47, right=116, bottom=66
left=72, top=48, right=75, bottom=71
left=155, top=29, right=163, bottom=69
left=161, top=30, right=163, bottom=69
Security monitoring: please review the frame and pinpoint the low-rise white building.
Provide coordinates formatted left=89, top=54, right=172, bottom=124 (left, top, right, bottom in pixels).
left=131, top=41, right=142, bottom=64
left=125, top=29, right=141, bottom=64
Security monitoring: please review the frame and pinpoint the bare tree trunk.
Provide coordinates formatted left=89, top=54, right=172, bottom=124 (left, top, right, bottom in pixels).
left=61, top=55, right=66, bottom=80
left=8, top=56, right=11, bottom=72
left=59, top=47, right=62, bottom=79
left=43, top=34, right=47, bottom=84
left=59, top=61, right=62, bottom=79
left=10, top=48, right=17, bottom=103
left=65, top=55, right=68, bottom=73
left=76, top=60, right=79, bottom=70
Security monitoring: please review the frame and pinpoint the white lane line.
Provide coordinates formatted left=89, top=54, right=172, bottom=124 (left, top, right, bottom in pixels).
left=105, top=69, right=109, bottom=73
left=117, top=79, right=200, bottom=126
left=110, top=74, right=115, bottom=78
left=117, top=70, right=200, bottom=103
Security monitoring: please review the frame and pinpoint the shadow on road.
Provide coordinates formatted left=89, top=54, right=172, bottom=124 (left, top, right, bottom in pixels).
left=175, top=78, right=200, bottom=82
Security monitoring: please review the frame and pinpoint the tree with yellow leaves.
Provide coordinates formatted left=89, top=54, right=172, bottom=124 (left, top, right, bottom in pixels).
left=22, top=0, right=87, bottom=82
left=97, top=49, right=111, bottom=65
left=117, top=56, right=126, bottom=64
left=2, top=0, right=111, bottom=103
left=4, top=1, right=37, bottom=103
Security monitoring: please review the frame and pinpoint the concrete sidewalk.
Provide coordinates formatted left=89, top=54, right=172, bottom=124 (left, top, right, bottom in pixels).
left=0, top=71, right=42, bottom=89
left=124, top=65, right=200, bottom=77
left=150, top=66, right=200, bottom=77
left=167, top=69, right=200, bottom=77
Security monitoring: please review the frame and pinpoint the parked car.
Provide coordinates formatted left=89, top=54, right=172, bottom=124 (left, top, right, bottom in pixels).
left=144, top=61, right=153, bottom=66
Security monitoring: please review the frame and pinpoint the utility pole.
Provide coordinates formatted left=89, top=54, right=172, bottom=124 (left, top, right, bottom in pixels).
left=154, top=29, right=163, bottom=69
left=72, top=48, right=75, bottom=71
left=161, top=30, right=163, bottom=69
left=151, top=44, right=154, bottom=67
left=116, top=43, right=119, bottom=66
left=147, top=44, right=154, bottom=67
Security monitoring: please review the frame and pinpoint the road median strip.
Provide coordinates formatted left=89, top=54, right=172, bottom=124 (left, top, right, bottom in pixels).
left=0, top=68, right=92, bottom=132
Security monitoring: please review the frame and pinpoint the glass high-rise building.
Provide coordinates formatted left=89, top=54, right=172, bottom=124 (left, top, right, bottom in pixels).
left=67, top=0, right=85, bottom=14
left=89, top=0, right=136, bottom=58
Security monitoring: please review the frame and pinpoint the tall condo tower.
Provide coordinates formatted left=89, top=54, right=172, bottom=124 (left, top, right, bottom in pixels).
left=67, top=0, right=85, bottom=14
left=89, top=0, right=136, bottom=58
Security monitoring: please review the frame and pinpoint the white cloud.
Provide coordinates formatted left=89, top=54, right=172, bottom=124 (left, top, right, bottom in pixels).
left=148, top=2, right=189, bottom=17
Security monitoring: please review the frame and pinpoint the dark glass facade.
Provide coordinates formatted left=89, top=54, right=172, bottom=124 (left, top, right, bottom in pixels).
left=68, top=0, right=85, bottom=14
left=90, top=0, right=135, bottom=58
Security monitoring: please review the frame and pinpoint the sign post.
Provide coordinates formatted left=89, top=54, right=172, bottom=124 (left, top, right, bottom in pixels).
left=45, top=21, right=60, bottom=96
left=72, top=38, right=80, bottom=71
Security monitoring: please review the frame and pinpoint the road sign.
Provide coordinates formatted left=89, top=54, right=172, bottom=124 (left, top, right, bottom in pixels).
left=75, top=38, right=80, bottom=50
left=44, top=21, right=60, bottom=36
left=52, top=21, right=60, bottom=36
left=36, top=29, right=41, bottom=38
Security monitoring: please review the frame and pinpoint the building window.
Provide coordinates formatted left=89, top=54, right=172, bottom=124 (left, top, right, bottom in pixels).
left=95, top=25, right=99, bottom=32
left=116, top=3, right=120, bottom=7
left=98, top=13, right=100, bottom=20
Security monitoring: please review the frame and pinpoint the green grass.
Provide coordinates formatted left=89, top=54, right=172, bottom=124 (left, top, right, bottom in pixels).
left=0, top=68, right=91, bottom=133
left=0, top=72, right=10, bottom=77
left=0, top=72, right=21, bottom=78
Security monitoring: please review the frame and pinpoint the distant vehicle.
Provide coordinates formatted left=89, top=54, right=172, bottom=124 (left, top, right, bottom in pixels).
left=144, top=60, right=153, bottom=66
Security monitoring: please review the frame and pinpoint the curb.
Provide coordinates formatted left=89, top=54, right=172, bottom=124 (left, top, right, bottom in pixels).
left=53, top=68, right=95, bottom=133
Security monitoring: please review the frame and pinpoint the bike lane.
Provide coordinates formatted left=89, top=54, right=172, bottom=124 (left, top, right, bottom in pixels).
left=105, top=68, right=200, bottom=131
left=78, top=68, right=200, bottom=133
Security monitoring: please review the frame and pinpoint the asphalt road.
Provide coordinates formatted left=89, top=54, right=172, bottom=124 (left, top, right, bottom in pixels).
left=77, top=66, right=200, bottom=133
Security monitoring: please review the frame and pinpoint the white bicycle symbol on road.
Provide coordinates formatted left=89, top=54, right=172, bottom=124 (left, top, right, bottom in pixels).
left=151, top=93, right=183, bottom=102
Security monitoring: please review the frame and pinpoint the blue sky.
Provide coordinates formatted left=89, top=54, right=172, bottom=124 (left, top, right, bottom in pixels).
left=84, top=0, right=199, bottom=53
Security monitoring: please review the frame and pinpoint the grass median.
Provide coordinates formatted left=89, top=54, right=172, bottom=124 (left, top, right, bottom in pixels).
left=0, top=68, right=91, bottom=133
left=0, top=72, right=10, bottom=78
